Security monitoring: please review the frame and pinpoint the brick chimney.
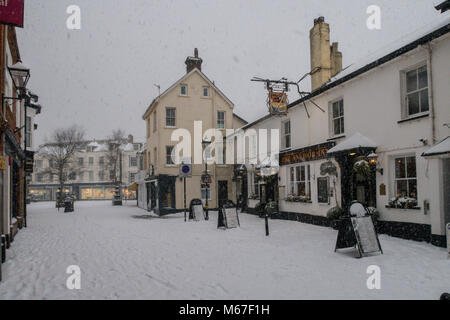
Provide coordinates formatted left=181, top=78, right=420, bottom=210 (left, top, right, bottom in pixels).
left=185, top=48, right=203, bottom=73
left=309, top=17, right=342, bottom=91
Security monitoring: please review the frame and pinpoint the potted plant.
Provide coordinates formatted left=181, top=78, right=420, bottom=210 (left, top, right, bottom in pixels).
left=327, top=206, right=343, bottom=230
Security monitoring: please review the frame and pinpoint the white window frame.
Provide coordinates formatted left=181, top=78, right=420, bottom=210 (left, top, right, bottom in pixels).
left=217, top=111, right=225, bottom=129
left=202, top=86, right=210, bottom=97
left=180, top=84, right=188, bottom=96
left=282, top=120, right=291, bottom=149
left=165, top=107, right=176, bottom=128
left=287, top=164, right=311, bottom=198
left=393, top=155, right=417, bottom=199
left=329, top=98, right=344, bottom=137
left=166, top=146, right=175, bottom=165
left=401, top=63, right=429, bottom=119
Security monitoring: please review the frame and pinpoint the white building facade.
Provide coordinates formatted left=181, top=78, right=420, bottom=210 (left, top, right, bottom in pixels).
left=240, top=20, right=450, bottom=247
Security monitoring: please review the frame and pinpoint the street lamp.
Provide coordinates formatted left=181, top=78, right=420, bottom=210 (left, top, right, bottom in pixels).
left=202, top=139, right=211, bottom=220
left=8, top=61, right=31, bottom=92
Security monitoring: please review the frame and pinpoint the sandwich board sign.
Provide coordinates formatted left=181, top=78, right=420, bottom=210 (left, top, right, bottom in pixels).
left=335, top=202, right=383, bottom=258
left=192, top=204, right=205, bottom=221
left=224, top=207, right=239, bottom=228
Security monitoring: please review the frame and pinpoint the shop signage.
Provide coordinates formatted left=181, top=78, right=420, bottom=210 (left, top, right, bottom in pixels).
left=0, top=0, right=25, bottom=28
left=269, top=90, right=288, bottom=115
left=0, top=156, right=6, bottom=170
left=24, top=150, right=34, bottom=173
left=279, top=142, right=335, bottom=166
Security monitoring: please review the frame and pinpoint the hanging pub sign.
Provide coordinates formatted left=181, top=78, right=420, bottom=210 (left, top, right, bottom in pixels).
left=269, top=90, right=288, bottom=115
left=0, top=0, right=25, bottom=28
left=279, top=142, right=335, bottom=166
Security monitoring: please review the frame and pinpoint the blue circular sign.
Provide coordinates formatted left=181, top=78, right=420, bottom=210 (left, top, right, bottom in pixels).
left=182, top=165, right=190, bottom=174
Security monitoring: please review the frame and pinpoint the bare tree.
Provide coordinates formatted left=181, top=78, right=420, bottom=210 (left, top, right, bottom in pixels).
left=103, top=129, right=127, bottom=186
left=39, top=125, right=85, bottom=201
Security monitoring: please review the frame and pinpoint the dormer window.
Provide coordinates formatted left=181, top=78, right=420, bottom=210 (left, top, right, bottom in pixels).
left=180, top=84, right=187, bottom=96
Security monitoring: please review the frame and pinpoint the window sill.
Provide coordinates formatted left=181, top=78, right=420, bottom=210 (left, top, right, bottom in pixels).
left=165, top=164, right=177, bottom=168
left=397, top=113, right=429, bottom=124
left=165, top=126, right=177, bottom=129
left=327, top=135, right=345, bottom=141
left=385, top=205, right=421, bottom=210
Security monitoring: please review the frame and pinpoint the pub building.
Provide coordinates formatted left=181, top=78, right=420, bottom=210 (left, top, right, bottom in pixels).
left=240, top=16, right=450, bottom=246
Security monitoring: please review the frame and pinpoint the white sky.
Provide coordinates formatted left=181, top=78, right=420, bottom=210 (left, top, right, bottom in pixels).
left=16, top=0, right=449, bottom=146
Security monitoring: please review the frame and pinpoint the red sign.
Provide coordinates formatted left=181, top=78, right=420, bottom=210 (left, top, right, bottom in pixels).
left=0, top=0, right=25, bottom=28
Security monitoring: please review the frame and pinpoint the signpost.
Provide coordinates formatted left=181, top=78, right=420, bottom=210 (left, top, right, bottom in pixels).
left=0, top=0, right=25, bottom=28
left=179, top=163, right=192, bottom=222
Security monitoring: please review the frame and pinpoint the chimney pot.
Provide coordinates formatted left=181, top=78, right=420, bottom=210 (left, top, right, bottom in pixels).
left=185, top=48, right=203, bottom=73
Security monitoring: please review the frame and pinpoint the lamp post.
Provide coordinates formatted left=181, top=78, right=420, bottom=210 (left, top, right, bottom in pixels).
left=202, top=139, right=211, bottom=220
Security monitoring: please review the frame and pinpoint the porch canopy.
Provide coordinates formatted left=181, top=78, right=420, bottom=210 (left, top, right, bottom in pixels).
left=421, top=136, right=450, bottom=158
left=327, top=132, right=377, bottom=156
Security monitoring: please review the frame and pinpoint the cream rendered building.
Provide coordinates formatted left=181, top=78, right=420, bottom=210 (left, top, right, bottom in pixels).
left=141, top=49, right=247, bottom=214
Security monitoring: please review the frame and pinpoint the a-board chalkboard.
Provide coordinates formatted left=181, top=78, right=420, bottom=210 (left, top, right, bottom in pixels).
left=192, top=205, right=204, bottom=221
left=224, top=208, right=239, bottom=228
left=351, top=216, right=382, bottom=255
left=335, top=215, right=382, bottom=258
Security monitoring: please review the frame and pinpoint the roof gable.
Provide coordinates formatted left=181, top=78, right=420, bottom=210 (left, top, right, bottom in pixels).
left=142, top=68, right=234, bottom=119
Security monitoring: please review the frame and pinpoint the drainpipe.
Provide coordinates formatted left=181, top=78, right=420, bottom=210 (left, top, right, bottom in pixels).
left=426, top=43, right=436, bottom=145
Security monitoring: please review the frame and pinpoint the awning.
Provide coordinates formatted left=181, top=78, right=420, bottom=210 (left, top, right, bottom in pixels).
left=422, top=136, right=450, bottom=157
left=128, top=182, right=138, bottom=191
left=327, top=132, right=377, bottom=155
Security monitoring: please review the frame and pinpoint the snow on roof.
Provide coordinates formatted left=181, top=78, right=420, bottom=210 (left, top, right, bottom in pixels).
left=330, top=18, right=450, bottom=83
left=95, top=143, right=109, bottom=152
left=327, top=132, right=377, bottom=154
left=87, top=141, right=101, bottom=148
left=121, top=143, right=135, bottom=152
left=422, top=136, right=450, bottom=157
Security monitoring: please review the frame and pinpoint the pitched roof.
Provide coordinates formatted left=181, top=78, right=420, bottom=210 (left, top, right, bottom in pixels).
left=242, top=21, right=450, bottom=130
left=142, top=68, right=234, bottom=119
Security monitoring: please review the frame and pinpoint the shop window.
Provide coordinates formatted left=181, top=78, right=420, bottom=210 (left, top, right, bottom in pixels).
left=330, top=99, right=344, bottom=136
left=394, top=156, right=417, bottom=199
left=283, top=120, right=291, bottom=149
left=402, top=65, right=429, bottom=117
left=317, top=177, right=329, bottom=203
left=288, top=165, right=311, bottom=199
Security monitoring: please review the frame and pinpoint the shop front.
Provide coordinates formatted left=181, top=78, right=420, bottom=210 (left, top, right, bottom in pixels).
left=278, top=141, right=338, bottom=225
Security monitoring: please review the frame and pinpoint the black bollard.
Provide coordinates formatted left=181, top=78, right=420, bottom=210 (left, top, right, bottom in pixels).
left=440, top=292, right=450, bottom=300
left=265, top=213, right=269, bottom=236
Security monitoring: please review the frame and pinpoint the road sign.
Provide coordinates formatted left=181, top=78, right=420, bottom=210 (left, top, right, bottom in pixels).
left=201, top=172, right=212, bottom=184
left=179, top=164, right=192, bottom=178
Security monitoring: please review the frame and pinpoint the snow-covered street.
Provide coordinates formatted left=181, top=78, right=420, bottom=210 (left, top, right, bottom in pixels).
left=0, top=201, right=448, bottom=300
